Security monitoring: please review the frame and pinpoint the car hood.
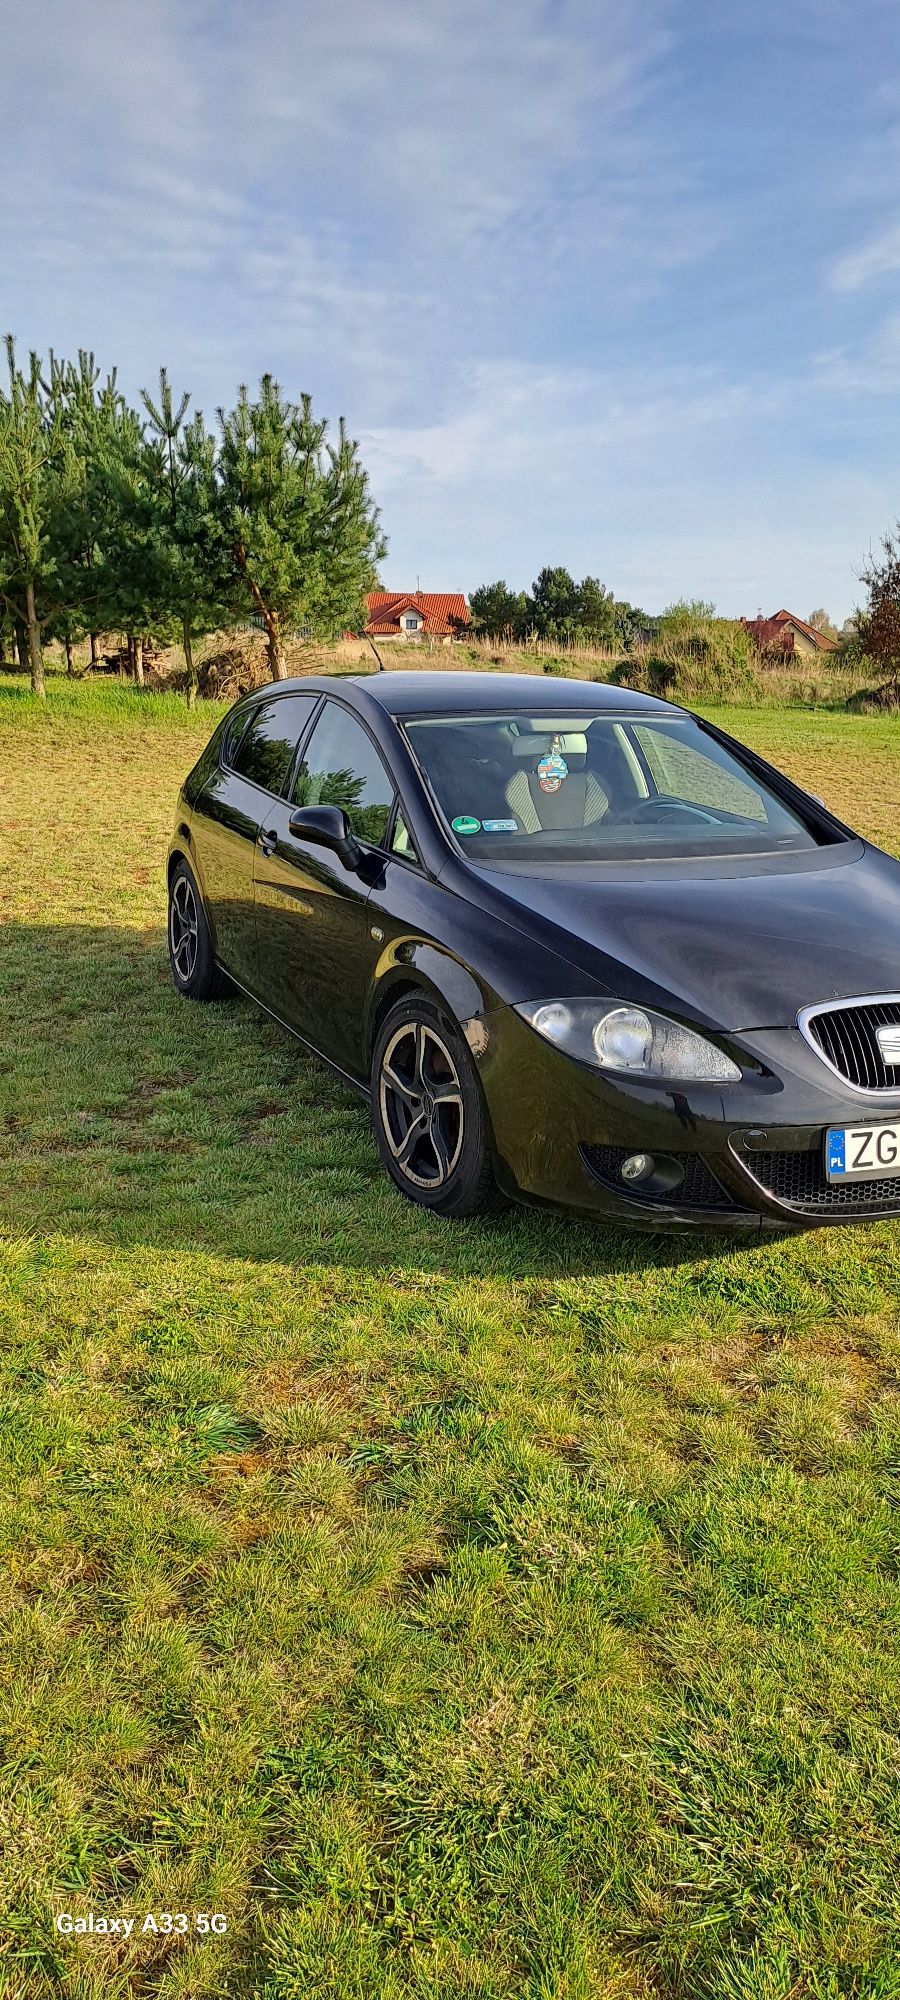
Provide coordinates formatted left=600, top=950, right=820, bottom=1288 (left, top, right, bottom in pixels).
left=466, top=840, right=900, bottom=1030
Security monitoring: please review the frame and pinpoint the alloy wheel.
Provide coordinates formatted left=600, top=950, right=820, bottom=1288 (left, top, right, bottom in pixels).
left=379, top=1020, right=464, bottom=1189
left=170, top=875, right=199, bottom=984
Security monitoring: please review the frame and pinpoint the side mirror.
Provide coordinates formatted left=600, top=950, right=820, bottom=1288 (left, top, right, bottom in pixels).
left=288, top=804, right=361, bottom=870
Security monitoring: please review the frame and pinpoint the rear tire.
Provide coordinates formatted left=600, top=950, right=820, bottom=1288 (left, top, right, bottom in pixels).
left=371, top=995, right=499, bottom=1216
left=168, top=857, right=228, bottom=1002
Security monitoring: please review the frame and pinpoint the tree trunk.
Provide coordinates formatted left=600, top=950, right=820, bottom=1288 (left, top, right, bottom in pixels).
left=266, top=617, right=287, bottom=680
left=25, top=581, right=45, bottom=699
left=0, top=625, right=6, bottom=667
left=90, top=631, right=99, bottom=667
left=183, top=615, right=198, bottom=708
left=135, top=637, right=145, bottom=688
left=65, top=637, right=74, bottom=675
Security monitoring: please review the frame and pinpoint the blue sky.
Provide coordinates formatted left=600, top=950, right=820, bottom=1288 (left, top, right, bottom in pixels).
left=2, top=0, right=899, bottom=618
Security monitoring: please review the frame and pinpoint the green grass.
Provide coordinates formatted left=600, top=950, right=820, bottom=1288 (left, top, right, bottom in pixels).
left=2, top=672, right=900, bottom=1999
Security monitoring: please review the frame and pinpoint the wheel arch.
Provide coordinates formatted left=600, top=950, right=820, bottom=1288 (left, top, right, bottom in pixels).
left=366, top=947, right=488, bottom=1065
left=167, top=832, right=192, bottom=888
left=167, top=826, right=212, bottom=905
left=367, top=953, right=503, bottom=1215
left=167, top=831, right=220, bottom=956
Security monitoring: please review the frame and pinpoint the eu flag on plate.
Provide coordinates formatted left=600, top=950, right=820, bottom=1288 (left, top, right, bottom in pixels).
left=827, top=1129, right=845, bottom=1176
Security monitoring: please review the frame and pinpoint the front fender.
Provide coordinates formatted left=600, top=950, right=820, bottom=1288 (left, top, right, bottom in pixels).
left=365, top=941, right=493, bottom=1061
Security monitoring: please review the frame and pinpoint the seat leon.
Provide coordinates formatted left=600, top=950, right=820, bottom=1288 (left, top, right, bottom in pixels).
left=167, top=670, right=900, bottom=1231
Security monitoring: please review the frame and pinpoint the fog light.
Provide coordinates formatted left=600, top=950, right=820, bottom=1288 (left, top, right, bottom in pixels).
left=621, top=1152, right=654, bottom=1184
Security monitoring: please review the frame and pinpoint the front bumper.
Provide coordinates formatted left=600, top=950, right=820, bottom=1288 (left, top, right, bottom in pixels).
left=477, top=1009, right=900, bottom=1231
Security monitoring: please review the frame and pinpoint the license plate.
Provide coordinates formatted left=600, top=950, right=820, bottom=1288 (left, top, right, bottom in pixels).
left=826, top=1123, right=900, bottom=1181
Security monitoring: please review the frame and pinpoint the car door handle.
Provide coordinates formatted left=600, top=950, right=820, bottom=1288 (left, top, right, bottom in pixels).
left=257, top=827, right=278, bottom=857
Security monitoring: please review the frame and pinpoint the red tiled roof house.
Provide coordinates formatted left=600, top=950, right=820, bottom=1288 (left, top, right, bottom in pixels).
left=740, top=609, right=838, bottom=658
left=365, top=591, right=469, bottom=645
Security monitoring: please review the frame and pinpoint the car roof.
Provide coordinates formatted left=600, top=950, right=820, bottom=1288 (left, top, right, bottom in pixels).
left=244, top=669, right=681, bottom=719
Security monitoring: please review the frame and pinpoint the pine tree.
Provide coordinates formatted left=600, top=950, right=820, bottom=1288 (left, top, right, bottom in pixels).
left=86, top=387, right=157, bottom=681
left=0, top=336, right=68, bottom=697
left=217, top=376, right=385, bottom=679
left=527, top=566, right=580, bottom=642
left=46, top=350, right=125, bottom=663
left=140, top=370, right=228, bottom=704
left=469, top=581, right=528, bottom=641
left=574, top=576, right=616, bottom=646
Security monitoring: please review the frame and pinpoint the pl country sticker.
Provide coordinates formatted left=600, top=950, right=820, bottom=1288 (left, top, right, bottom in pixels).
left=536, top=749, right=568, bottom=793
left=482, top=818, right=518, bottom=833
left=451, top=814, right=481, bottom=835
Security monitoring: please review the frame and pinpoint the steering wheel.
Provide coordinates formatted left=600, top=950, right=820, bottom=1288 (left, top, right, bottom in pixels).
left=615, top=797, right=722, bottom=826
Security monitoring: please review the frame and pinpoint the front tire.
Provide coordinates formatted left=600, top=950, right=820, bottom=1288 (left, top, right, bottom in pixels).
left=168, top=858, right=228, bottom=1002
left=371, top=996, right=498, bottom=1216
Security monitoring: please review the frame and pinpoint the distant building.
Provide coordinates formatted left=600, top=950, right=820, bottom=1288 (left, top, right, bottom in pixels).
left=741, top=609, right=838, bottom=657
left=365, top=591, right=469, bottom=645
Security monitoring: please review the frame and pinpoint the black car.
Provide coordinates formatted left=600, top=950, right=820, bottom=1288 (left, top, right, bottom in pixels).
left=167, top=670, right=900, bottom=1231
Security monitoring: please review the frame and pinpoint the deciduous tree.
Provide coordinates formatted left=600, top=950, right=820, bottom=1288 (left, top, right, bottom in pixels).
left=860, top=529, right=900, bottom=685
left=613, top=600, right=658, bottom=650
left=808, top=607, right=838, bottom=640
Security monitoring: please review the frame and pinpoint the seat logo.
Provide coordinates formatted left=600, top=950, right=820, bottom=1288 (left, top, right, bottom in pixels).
left=875, top=1024, right=900, bottom=1064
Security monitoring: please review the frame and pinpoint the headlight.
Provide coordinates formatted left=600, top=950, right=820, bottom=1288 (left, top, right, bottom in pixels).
left=515, top=999, right=741, bottom=1082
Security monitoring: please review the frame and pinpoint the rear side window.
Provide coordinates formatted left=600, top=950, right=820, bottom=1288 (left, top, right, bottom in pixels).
left=230, top=695, right=318, bottom=795
left=292, top=701, right=395, bottom=846
left=222, top=708, right=251, bottom=766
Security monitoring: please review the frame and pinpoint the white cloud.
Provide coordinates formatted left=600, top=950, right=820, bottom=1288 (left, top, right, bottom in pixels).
left=0, top=0, right=702, bottom=380
left=0, top=1, right=674, bottom=242
left=363, top=357, right=880, bottom=619
left=830, top=222, right=900, bottom=292
left=0, top=0, right=717, bottom=452
left=0, top=0, right=891, bottom=621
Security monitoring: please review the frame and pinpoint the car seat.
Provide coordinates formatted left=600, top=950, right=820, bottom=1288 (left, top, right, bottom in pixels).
left=582, top=720, right=645, bottom=819
left=504, top=733, right=611, bottom=832
left=416, top=723, right=512, bottom=828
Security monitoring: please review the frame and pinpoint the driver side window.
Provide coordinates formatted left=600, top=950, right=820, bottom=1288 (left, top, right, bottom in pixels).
left=292, top=702, right=395, bottom=847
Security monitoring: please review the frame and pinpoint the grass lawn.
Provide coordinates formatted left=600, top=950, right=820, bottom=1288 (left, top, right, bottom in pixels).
left=2, top=673, right=900, bottom=2000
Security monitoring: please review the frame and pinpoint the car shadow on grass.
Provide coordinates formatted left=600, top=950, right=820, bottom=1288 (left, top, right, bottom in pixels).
left=0, top=920, right=772, bottom=1282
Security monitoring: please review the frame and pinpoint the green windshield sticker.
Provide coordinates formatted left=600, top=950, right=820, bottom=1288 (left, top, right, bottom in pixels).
left=451, top=815, right=481, bottom=835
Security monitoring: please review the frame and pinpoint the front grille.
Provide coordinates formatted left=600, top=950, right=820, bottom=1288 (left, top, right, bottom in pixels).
left=581, top=1145, right=737, bottom=1210
left=742, top=1146, right=900, bottom=1214
left=802, top=998, right=900, bottom=1091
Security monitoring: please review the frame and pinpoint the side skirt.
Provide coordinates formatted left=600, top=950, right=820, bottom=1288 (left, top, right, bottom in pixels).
left=217, top=963, right=371, bottom=1102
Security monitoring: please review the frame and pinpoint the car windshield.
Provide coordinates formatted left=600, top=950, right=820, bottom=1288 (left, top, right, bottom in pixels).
left=404, top=710, right=824, bottom=863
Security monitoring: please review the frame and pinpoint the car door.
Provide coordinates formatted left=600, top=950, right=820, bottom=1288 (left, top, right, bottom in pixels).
left=253, top=698, right=396, bottom=1077
left=195, top=693, right=320, bottom=989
